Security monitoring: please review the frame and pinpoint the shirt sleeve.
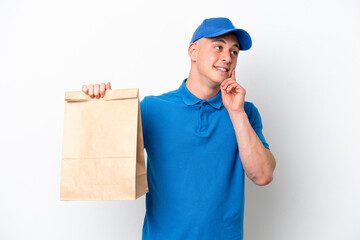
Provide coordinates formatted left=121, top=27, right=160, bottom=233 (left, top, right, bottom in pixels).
left=245, top=102, right=270, bottom=150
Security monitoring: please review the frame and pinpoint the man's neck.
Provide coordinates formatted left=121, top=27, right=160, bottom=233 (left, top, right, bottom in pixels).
left=185, top=74, right=220, bottom=101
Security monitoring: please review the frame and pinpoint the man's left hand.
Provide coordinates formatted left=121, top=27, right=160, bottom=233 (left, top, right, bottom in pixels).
left=220, top=70, right=246, bottom=113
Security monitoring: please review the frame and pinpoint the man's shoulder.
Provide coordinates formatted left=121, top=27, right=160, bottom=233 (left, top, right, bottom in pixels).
left=141, top=88, right=182, bottom=106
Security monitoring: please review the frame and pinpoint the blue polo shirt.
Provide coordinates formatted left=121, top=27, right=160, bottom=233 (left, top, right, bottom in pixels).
left=140, top=79, right=269, bottom=240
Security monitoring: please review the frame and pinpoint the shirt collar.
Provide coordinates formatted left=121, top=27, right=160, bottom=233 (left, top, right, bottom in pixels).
left=178, top=79, right=223, bottom=110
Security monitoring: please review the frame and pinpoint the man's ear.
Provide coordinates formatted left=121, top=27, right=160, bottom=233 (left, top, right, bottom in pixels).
left=188, top=42, right=198, bottom=62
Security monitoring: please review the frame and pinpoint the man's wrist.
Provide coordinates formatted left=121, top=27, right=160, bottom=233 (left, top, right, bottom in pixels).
left=228, top=109, right=249, bottom=129
left=229, top=109, right=247, bottom=120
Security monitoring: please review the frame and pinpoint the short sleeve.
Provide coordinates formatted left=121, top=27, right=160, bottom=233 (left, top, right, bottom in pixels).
left=245, top=102, right=270, bottom=150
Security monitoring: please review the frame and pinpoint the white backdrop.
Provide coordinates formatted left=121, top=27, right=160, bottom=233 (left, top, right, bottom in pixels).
left=1, top=0, right=359, bottom=239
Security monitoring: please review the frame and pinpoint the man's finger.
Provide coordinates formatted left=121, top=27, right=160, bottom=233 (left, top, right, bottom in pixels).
left=231, top=69, right=236, bottom=80
left=106, top=82, right=112, bottom=90
left=221, top=79, right=237, bottom=91
left=221, top=78, right=232, bottom=88
left=100, top=83, right=106, bottom=97
left=220, top=84, right=228, bottom=96
left=224, top=82, right=235, bottom=92
left=94, top=84, right=100, bottom=98
left=82, top=84, right=88, bottom=94
left=88, top=84, right=94, bottom=98
left=226, top=83, right=238, bottom=93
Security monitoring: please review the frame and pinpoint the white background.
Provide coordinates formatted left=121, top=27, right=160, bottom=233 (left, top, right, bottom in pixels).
left=1, top=0, right=359, bottom=239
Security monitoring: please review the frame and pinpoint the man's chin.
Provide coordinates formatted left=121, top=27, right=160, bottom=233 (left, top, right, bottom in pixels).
left=209, top=74, right=229, bottom=85
left=211, top=69, right=231, bottom=82
left=218, top=74, right=231, bottom=82
left=210, top=78, right=226, bottom=87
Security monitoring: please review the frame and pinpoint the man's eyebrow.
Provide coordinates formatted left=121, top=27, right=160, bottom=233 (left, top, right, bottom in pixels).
left=212, top=39, right=240, bottom=50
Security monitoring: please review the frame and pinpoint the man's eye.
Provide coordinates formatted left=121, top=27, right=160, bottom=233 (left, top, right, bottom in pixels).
left=232, top=50, right=239, bottom=55
left=215, top=46, right=222, bottom=50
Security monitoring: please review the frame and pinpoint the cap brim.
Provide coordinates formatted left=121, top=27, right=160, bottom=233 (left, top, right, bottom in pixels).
left=205, top=28, right=252, bottom=51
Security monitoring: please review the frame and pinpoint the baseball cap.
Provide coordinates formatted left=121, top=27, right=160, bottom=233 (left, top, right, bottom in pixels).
left=190, top=17, right=252, bottom=51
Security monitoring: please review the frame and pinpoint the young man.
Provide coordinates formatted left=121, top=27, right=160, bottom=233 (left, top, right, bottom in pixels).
left=83, top=17, right=276, bottom=240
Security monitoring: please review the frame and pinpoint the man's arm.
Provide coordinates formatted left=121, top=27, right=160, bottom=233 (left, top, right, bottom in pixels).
left=221, top=71, right=276, bottom=186
left=228, top=110, right=276, bottom=185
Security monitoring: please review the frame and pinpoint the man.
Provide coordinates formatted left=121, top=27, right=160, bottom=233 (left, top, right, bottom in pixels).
left=83, top=17, right=276, bottom=240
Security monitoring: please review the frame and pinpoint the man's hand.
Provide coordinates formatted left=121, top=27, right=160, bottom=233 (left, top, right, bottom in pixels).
left=220, top=70, right=246, bottom=113
left=82, top=82, right=112, bottom=98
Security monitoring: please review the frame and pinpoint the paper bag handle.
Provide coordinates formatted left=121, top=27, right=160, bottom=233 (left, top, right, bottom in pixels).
left=65, top=89, right=139, bottom=102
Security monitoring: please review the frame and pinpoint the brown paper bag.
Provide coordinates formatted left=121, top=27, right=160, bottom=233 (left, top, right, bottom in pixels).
left=60, top=88, right=148, bottom=200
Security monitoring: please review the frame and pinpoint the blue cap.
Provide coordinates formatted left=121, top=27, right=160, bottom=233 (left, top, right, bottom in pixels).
left=190, top=17, right=252, bottom=51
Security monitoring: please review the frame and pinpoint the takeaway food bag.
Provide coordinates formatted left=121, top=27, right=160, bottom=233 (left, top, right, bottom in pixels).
left=60, top=89, right=148, bottom=200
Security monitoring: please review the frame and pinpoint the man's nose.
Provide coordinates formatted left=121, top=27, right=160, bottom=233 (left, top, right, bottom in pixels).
left=221, top=51, right=232, bottom=63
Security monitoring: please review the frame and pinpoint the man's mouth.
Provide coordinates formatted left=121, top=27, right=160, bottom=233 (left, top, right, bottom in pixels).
left=215, top=66, right=229, bottom=72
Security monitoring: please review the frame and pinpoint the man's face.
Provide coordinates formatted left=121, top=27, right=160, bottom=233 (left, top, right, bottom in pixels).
left=192, top=33, right=240, bottom=86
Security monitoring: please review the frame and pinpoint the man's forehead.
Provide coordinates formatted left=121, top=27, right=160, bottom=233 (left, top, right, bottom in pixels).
left=207, top=35, right=240, bottom=49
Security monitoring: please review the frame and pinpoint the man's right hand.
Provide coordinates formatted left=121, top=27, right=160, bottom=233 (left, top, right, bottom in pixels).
left=82, top=82, right=112, bottom=98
